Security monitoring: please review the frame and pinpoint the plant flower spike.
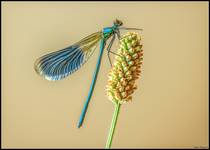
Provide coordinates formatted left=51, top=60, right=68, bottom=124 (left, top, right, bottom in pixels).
left=106, top=32, right=143, bottom=148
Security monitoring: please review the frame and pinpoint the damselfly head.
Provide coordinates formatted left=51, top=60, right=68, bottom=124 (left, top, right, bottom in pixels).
left=114, top=19, right=123, bottom=27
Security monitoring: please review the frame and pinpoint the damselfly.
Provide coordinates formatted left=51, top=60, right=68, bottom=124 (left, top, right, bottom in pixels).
left=34, top=19, right=142, bottom=128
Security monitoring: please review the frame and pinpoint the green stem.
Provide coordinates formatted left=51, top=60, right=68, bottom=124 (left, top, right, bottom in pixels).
left=105, top=102, right=121, bottom=149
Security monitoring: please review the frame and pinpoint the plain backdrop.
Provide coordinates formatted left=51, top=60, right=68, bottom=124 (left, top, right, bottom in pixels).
left=2, top=2, right=209, bottom=148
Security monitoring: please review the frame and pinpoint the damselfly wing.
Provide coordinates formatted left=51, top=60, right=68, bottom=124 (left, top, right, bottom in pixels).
left=34, top=31, right=102, bottom=81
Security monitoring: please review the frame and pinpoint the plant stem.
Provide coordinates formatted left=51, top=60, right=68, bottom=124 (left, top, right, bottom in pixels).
left=105, top=102, right=121, bottom=149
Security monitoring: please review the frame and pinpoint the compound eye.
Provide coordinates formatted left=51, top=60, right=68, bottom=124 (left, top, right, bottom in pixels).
left=114, top=19, right=123, bottom=26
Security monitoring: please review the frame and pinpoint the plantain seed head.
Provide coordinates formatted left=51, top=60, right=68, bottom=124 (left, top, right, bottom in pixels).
left=106, top=32, right=143, bottom=104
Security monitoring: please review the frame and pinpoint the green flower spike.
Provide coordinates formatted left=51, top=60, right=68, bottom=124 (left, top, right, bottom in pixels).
left=105, top=32, right=143, bottom=148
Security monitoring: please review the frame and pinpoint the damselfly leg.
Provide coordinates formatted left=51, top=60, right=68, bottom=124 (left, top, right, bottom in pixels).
left=106, top=34, right=122, bottom=67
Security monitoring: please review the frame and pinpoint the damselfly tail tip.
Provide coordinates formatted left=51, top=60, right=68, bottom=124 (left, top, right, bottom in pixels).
left=77, top=122, right=82, bottom=128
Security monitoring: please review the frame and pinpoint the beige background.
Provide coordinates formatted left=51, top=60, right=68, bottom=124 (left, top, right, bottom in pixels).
left=2, top=2, right=209, bottom=148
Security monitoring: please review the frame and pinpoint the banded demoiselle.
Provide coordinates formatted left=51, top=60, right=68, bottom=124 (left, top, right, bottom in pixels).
left=34, top=19, right=142, bottom=128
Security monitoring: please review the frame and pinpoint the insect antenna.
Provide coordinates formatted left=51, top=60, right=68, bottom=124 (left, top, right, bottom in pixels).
left=119, top=27, right=143, bottom=31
